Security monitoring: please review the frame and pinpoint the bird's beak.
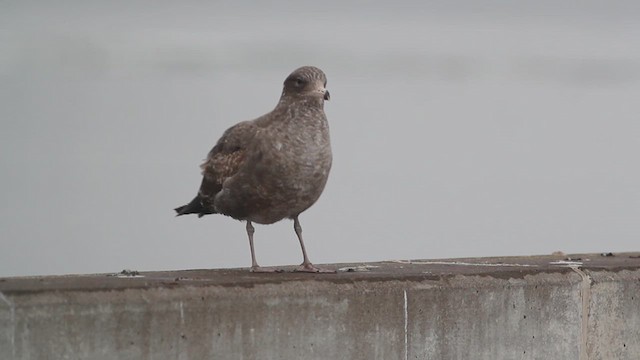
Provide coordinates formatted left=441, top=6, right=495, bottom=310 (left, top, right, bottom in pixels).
left=323, top=89, right=330, bottom=101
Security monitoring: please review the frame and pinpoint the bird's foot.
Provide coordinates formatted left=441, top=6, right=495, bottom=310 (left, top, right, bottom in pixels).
left=294, top=263, right=336, bottom=273
left=250, top=266, right=283, bottom=273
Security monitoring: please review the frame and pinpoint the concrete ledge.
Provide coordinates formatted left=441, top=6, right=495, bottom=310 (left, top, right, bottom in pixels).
left=1, top=253, right=639, bottom=359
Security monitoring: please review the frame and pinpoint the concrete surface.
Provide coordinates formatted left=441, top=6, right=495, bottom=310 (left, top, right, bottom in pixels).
left=1, top=253, right=639, bottom=359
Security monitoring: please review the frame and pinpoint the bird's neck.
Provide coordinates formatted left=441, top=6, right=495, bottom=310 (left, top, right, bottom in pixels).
left=277, top=95, right=325, bottom=110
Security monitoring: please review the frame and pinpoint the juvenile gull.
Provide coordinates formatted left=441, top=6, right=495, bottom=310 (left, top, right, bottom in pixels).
left=175, top=66, right=332, bottom=273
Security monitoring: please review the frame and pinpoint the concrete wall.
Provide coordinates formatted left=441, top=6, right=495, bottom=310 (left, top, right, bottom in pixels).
left=1, top=253, right=639, bottom=359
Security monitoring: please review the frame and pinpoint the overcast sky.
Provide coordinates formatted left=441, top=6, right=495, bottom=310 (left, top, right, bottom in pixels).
left=1, top=1, right=639, bottom=277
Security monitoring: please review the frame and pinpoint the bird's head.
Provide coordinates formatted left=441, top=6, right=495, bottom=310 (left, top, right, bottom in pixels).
left=281, top=66, right=330, bottom=105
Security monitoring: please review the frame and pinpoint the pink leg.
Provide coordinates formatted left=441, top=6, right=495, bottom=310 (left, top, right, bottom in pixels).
left=246, top=221, right=277, bottom=273
left=292, top=216, right=334, bottom=273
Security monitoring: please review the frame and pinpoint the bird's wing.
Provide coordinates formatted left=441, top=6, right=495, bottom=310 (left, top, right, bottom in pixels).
left=197, top=121, right=257, bottom=201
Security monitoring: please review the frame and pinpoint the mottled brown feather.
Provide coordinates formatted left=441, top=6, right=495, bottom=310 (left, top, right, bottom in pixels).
left=196, top=121, right=257, bottom=210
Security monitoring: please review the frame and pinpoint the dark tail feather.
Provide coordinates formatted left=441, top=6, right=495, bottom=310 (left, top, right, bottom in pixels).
left=174, top=195, right=214, bottom=217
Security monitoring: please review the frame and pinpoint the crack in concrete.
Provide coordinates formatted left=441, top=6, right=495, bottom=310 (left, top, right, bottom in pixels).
left=403, top=289, right=408, bottom=360
left=570, top=267, right=592, bottom=360
left=179, top=301, right=185, bottom=325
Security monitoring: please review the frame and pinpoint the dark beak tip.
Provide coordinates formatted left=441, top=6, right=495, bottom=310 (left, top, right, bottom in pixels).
left=324, top=90, right=331, bottom=101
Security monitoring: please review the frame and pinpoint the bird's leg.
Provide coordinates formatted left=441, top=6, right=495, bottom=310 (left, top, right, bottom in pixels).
left=247, top=221, right=259, bottom=268
left=246, top=221, right=276, bottom=273
left=294, top=216, right=312, bottom=267
left=293, top=216, right=334, bottom=273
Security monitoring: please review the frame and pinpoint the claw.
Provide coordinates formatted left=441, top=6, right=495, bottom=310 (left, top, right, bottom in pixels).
left=250, top=266, right=282, bottom=273
left=294, top=263, right=336, bottom=273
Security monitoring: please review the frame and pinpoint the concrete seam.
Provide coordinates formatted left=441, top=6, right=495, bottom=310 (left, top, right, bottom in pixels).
left=179, top=301, right=186, bottom=360
left=403, top=289, right=408, bottom=360
left=570, top=267, right=592, bottom=360
left=0, top=291, right=16, bottom=359
left=179, top=301, right=185, bottom=326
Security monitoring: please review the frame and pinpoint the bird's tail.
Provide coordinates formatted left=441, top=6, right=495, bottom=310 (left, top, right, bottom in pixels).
left=174, top=195, right=213, bottom=218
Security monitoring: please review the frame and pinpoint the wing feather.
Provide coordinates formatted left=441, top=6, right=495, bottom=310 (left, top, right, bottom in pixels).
left=197, top=121, right=257, bottom=204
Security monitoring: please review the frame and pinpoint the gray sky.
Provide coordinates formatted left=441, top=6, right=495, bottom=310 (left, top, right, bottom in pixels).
left=1, top=1, right=639, bottom=277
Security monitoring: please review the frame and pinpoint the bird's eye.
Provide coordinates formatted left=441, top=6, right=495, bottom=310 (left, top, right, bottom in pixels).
left=295, top=77, right=305, bottom=86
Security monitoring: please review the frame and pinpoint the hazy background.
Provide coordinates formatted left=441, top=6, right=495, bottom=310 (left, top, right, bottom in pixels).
left=1, top=1, right=639, bottom=277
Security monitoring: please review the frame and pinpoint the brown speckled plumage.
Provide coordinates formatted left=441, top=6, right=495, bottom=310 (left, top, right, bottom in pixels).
left=175, top=66, right=332, bottom=273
